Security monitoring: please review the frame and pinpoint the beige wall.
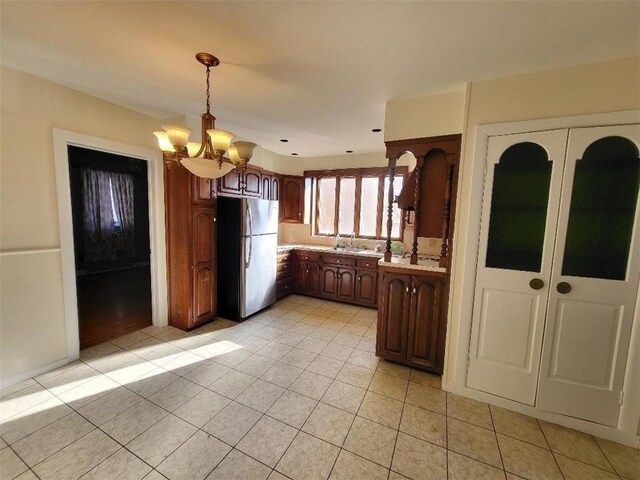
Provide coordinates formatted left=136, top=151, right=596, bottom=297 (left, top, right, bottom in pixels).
left=384, top=90, right=466, bottom=142
left=0, top=66, right=165, bottom=381
left=446, top=56, right=640, bottom=386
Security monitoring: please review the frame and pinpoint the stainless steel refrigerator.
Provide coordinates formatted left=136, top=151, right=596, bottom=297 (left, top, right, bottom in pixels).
left=217, top=197, right=278, bottom=320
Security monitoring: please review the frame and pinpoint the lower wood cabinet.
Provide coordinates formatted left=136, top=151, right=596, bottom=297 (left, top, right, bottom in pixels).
left=291, top=250, right=379, bottom=307
left=377, top=266, right=446, bottom=373
left=276, top=249, right=293, bottom=299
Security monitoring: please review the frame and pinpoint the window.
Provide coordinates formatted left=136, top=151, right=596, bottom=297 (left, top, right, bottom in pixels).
left=308, top=167, right=407, bottom=240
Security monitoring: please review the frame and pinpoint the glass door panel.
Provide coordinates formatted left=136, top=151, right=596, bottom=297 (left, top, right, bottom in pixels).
left=561, top=136, right=639, bottom=280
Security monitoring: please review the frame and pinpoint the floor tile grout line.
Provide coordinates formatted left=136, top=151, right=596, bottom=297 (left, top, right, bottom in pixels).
left=387, top=377, right=410, bottom=478
left=534, top=417, right=568, bottom=480
left=3, top=441, right=43, bottom=480
left=30, top=376, right=162, bottom=477
left=592, top=432, right=622, bottom=477
left=486, top=397, right=506, bottom=474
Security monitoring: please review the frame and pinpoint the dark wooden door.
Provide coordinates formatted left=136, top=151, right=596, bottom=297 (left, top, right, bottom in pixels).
left=192, top=176, right=214, bottom=204
left=243, top=168, right=262, bottom=197
left=407, top=275, right=444, bottom=372
left=294, top=261, right=306, bottom=293
left=337, top=268, right=356, bottom=302
left=377, top=273, right=411, bottom=362
left=281, top=176, right=303, bottom=223
left=218, top=169, right=242, bottom=196
left=320, top=265, right=339, bottom=298
left=307, top=263, right=321, bottom=295
left=356, top=270, right=378, bottom=306
left=271, top=176, right=280, bottom=201
left=192, top=207, right=216, bottom=326
left=262, top=174, right=271, bottom=200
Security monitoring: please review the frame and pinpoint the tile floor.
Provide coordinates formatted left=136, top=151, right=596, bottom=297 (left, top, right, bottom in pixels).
left=1, top=295, right=638, bottom=480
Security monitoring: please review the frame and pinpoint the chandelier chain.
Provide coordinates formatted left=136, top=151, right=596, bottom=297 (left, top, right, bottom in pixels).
left=206, top=66, right=211, bottom=114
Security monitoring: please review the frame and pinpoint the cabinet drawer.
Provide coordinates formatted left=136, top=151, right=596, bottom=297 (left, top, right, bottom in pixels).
left=357, top=257, right=379, bottom=270
left=277, top=262, right=293, bottom=279
left=276, top=278, right=293, bottom=298
left=322, top=254, right=357, bottom=267
left=277, top=251, right=293, bottom=263
left=296, top=251, right=321, bottom=263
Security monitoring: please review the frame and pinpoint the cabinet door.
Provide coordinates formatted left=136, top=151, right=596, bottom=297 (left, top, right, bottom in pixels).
left=243, top=168, right=262, bottom=197
left=262, top=174, right=271, bottom=200
left=377, top=273, right=411, bottom=362
left=294, top=261, right=306, bottom=293
left=218, top=169, right=242, bottom=196
left=337, top=268, right=356, bottom=302
left=356, top=270, right=378, bottom=306
left=192, top=208, right=216, bottom=326
left=320, top=265, right=339, bottom=298
left=307, top=263, right=321, bottom=295
left=193, top=265, right=215, bottom=324
left=271, top=176, right=280, bottom=201
left=407, top=275, right=444, bottom=372
left=192, top=176, right=214, bottom=204
left=281, top=176, right=304, bottom=223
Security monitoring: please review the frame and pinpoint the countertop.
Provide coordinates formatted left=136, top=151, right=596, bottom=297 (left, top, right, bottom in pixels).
left=378, top=256, right=446, bottom=273
left=277, top=244, right=384, bottom=258
left=278, top=244, right=446, bottom=273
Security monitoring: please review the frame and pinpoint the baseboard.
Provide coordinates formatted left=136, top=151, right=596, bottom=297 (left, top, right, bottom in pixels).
left=443, top=382, right=640, bottom=449
left=1, top=357, right=70, bottom=390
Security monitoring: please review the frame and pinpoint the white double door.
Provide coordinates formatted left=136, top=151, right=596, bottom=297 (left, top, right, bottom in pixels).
left=467, top=124, right=640, bottom=426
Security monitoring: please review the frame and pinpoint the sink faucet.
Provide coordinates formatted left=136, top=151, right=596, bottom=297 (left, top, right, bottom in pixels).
left=350, top=232, right=355, bottom=248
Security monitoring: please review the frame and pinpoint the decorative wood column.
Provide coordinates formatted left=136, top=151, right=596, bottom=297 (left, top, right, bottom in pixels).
left=384, top=157, right=397, bottom=262
left=410, top=157, right=423, bottom=264
left=439, top=160, right=454, bottom=268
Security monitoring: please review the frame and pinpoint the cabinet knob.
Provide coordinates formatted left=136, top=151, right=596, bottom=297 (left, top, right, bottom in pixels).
left=557, top=282, right=571, bottom=294
left=413, top=287, right=417, bottom=294
left=406, top=286, right=409, bottom=293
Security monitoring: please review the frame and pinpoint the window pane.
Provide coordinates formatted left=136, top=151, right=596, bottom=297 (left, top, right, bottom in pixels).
left=486, top=142, right=551, bottom=272
left=317, top=177, right=336, bottom=234
left=338, top=177, right=356, bottom=235
left=383, top=176, right=404, bottom=238
left=359, top=177, right=379, bottom=236
left=561, top=136, right=639, bottom=280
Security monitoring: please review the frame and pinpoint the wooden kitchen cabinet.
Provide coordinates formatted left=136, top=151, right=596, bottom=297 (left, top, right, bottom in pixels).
left=218, top=168, right=242, bottom=196
left=243, top=167, right=262, bottom=197
left=164, top=157, right=217, bottom=331
left=276, top=249, right=293, bottom=299
left=337, top=268, right=357, bottom=302
left=377, top=266, right=446, bottom=373
left=290, top=249, right=379, bottom=307
left=355, top=269, right=378, bottom=306
left=280, top=175, right=304, bottom=223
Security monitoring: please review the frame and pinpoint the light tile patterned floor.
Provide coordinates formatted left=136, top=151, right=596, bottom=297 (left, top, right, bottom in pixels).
left=1, top=295, right=638, bottom=480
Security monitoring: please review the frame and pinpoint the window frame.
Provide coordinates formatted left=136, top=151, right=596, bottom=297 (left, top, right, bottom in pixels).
left=306, top=166, right=408, bottom=240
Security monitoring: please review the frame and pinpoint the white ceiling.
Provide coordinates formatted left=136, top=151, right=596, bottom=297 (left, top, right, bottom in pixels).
left=2, top=1, right=639, bottom=157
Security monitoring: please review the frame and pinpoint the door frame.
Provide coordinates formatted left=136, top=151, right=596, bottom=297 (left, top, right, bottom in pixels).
left=449, top=109, right=640, bottom=446
left=53, top=129, right=168, bottom=363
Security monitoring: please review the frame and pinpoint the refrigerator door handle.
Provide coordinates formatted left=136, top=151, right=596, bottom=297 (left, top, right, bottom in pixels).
left=246, top=202, right=253, bottom=269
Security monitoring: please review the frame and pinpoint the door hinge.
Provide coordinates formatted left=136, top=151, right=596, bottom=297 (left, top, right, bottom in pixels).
left=619, top=391, right=624, bottom=405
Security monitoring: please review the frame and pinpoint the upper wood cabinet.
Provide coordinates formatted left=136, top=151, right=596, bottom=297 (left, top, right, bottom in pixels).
left=218, top=166, right=279, bottom=200
left=243, top=167, right=261, bottom=198
left=218, top=168, right=242, bottom=196
left=280, top=175, right=304, bottom=223
left=377, top=266, right=446, bottom=373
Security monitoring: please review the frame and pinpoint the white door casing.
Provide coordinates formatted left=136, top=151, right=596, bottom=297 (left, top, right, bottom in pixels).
left=536, top=125, right=640, bottom=426
left=467, top=129, right=568, bottom=405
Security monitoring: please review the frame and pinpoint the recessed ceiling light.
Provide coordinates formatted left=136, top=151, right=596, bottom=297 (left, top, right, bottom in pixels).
left=346, top=150, right=353, bottom=153
left=280, top=139, right=289, bottom=142
left=291, top=152, right=298, bottom=156
left=371, top=128, right=382, bottom=132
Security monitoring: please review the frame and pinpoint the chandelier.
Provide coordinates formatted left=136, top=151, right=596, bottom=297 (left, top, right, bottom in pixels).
left=153, top=53, right=257, bottom=179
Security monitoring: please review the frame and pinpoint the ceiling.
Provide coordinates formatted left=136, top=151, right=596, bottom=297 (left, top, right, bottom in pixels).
left=2, top=1, right=639, bottom=157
